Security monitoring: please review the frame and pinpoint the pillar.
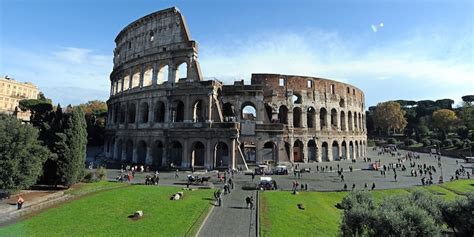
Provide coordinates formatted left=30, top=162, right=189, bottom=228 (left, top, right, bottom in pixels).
left=152, top=62, right=158, bottom=86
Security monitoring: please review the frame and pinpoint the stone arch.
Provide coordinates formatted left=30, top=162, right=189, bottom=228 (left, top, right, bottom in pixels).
left=116, top=139, right=122, bottom=160
left=192, top=141, right=205, bottom=167
left=263, top=141, right=277, bottom=162
left=354, top=112, right=358, bottom=130
left=292, top=93, right=302, bottom=104
left=169, top=141, right=183, bottom=167
left=113, top=104, right=119, bottom=123
left=339, top=98, right=345, bottom=108
left=241, top=102, right=257, bottom=121
left=293, top=140, right=304, bottom=162
left=153, top=101, right=165, bottom=123
left=140, top=102, right=149, bottom=123
left=355, top=141, right=359, bottom=158
left=341, top=141, right=347, bottom=160
left=308, top=140, right=317, bottom=162
left=128, top=103, right=136, bottom=124
left=125, top=139, right=134, bottom=163
left=215, top=142, right=229, bottom=167
left=278, top=105, right=288, bottom=124
left=143, top=66, right=153, bottom=87
left=293, top=107, right=302, bottom=128
left=119, top=104, right=126, bottom=124
left=348, top=111, right=353, bottom=131
left=223, top=102, right=236, bottom=122
left=332, top=141, right=339, bottom=161
left=340, top=111, right=346, bottom=131
left=137, top=140, right=147, bottom=164
left=321, top=142, right=329, bottom=161
left=157, top=65, right=169, bottom=84
left=176, top=62, right=188, bottom=80
left=172, top=100, right=184, bottom=122
left=240, top=141, right=256, bottom=163
left=265, top=103, right=273, bottom=123
left=193, top=100, right=204, bottom=122
left=349, top=141, right=354, bottom=159
left=131, top=69, right=140, bottom=88
left=320, top=108, right=327, bottom=130
left=307, top=107, right=315, bottom=128
left=331, top=108, right=338, bottom=128
left=123, top=74, right=130, bottom=91
left=152, top=140, right=164, bottom=169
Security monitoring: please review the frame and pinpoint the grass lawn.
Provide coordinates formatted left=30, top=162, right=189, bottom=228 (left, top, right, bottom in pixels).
left=0, top=185, right=214, bottom=237
left=65, top=181, right=127, bottom=196
left=260, top=180, right=474, bottom=237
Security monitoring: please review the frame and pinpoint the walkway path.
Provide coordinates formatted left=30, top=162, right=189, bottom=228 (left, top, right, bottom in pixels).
left=198, top=180, right=257, bottom=237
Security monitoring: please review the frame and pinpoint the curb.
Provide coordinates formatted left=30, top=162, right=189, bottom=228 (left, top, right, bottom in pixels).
left=195, top=202, right=216, bottom=237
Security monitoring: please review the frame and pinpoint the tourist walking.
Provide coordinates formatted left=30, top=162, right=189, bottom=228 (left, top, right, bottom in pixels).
left=17, top=196, right=24, bottom=210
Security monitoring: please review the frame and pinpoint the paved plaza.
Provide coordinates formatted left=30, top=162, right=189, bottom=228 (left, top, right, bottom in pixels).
left=106, top=148, right=471, bottom=192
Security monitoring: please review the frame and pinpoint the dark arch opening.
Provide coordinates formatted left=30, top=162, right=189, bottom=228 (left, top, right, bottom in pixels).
left=153, top=141, right=164, bottom=169
left=193, top=100, right=204, bottom=122
left=331, top=109, right=338, bottom=128
left=192, top=142, right=205, bottom=167
left=293, top=107, right=302, bottom=128
left=223, top=103, right=236, bottom=122
left=322, top=142, right=329, bottom=161
left=341, top=141, right=347, bottom=160
left=215, top=142, right=229, bottom=168
left=293, top=140, right=304, bottom=162
left=278, top=105, right=288, bottom=124
left=263, top=141, right=277, bottom=162
left=173, top=101, right=184, bottom=122
left=320, top=108, right=327, bottom=130
left=128, top=103, right=136, bottom=124
left=154, top=101, right=165, bottom=123
left=242, top=103, right=257, bottom=121
left=140, top=102, right=149, bottom=123
left=169, top=141, right=183, bottom=167
left=307, top=107, right=315, bottom=128
left=332, top=141, right=339, bottom=161
left=137, top=140, right=147, bottom=164
left=308, top=140, right=317, bottom=162
left=125, top=140, right=133, bottom=163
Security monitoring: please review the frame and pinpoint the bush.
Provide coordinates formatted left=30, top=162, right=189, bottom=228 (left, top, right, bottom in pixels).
left=95, top=167, right=107, bottom=181
left=82, top=172, right=96, bottom=183
left=430, top=139, right=441, bottom=146
left=404, top=139, right=417, bottom=146
left=452, top=138, right=462, bottom=148
left=421, top=138, right=431, bottom=146
left=387, top=138, right=397, bottom=144
left=442, top=139, right=453, bottom=147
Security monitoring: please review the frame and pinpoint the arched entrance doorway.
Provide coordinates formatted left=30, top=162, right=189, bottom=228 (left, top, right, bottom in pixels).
left=153, top=141, right=164, bottom=169
left=341, top=141, right=347, bottom=160
left=332, top=141, right=339, bottom=161
left=262, top=141, right=277, bottom=163
left=169, top=141, right=183, bottom=167
left=215, top=142, right=229, bottom=168
left=192, top=142, right=205, bottom=167
left=137, top=140, right=147, bottom=164
left=308, top=140, right=317, bottom=162
left=293, top=140, right=304, bottom=162
left=322, top=142, right=329, bottom=161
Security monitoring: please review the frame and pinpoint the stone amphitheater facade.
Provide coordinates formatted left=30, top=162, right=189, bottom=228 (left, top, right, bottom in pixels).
left=104, top=7, right=367, bottom=170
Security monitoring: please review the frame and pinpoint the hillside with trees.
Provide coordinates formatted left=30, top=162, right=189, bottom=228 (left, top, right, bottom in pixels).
left=366, top=95, right=474, bottom=157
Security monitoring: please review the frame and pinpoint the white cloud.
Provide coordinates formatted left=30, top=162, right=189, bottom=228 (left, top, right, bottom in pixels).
left=0, top=47, right=112, bottom=105
left=199, top=30, right=474, bottom=106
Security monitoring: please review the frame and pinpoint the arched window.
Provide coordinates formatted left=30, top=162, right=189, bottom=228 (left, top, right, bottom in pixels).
left=278, top=105, right=288, bottom=124
left=176, top=62, right=188, bottom=81
left=320, top=108, right=327, bottom=129
left=308, top=140, right=317, bottom=162
left=223, top=103, right=235, bottom=122
left=293, top=140, right=304, bottom=162
left=331, top=109, right=338, bottom=128
left=153, top=141, right=164, bottom=169
left=348, top=111, right=353, bottom=131
left=307, top=107, right=315, bottom=128
left=131, top=71, right=140, bottom=88
left=341, top=141, right=347, bottom=160
left=169, top=141, right=183, bottom=167
left=128, top=103, right=136, bottom=124
left=149, top=31, right=155, bottom=42
left=292, top=93, right=302, bottom=104
left=293, top=107, right=302, bottom=127
left=137, top=140, right=147, bottom=164
left=154, top=101, right=165, bottom=123
left=332, top=141, right=339, bottom=161
left=242, top=103, right=256, bottom=121
left=140, top=102, right=149, bottom=123
left=172, top=100, right=184, bottom=122
left=321, top=142, right=329, bottom=161
left=215, top=142, right=229, bottom=167
left=340, top=111, right=346, bottom=131
left=157, top=65, right=168, bottom=84
left=193, top=100, right=204, bottom=122
left=263, top=141, right=277, bottom=162
left=192, top=142, right=205, bottom=167
left=143, top=67, right=153, bottom=87
left=339, top=98, right=345, bottom=107
left=125, top=140, right=133, bottom=162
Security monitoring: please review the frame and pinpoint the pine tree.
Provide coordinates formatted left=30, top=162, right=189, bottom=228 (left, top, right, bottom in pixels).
left=62, top=106, right=88, bottom=186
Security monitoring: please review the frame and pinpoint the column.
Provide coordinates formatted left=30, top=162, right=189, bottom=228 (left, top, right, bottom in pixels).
left=139, top=65, right=144, bottom=88
left=315, top=110, right=320, bottom=131
left=301, top=109, right=307, bottom=128
left=326, top=110, right=331, bottom=131
left=128, top=69, right=133, bottom=89
left=328, top=141, right=333, bottom=161
left=145, top=145, right=152, bottom=165
left=316, top=141, right=322, bottom=162
left=206, top=139, right=212, bottom=170
left=207, top=93, right=213, bottom=122
left=289, top=138, right=294, bottom=162
left=152, top=62, right=158, bottom=86
left=303, top=140, right=308, bottom=163
left=168, top=64, right=176, bottom=83
left=231, top=139, right=236, bottom=170
left=337, top=142, right=342, bottom=161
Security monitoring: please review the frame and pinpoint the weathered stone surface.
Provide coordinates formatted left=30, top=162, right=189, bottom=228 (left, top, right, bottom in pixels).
left=104, top=7, right=367, bottom=171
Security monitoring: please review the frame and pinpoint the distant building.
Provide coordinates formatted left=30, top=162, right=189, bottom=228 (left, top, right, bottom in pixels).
left=0, top=76, right=39, bottom=121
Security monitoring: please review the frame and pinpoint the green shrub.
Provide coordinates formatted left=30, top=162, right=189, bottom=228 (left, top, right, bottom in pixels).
left=95, top=167, right=107, bottom=181
left=430, top=139, right=441, bottom=146
left=82, top=172, right=96, bottom=183
left=442, top=139, right=453, bottom=147
left=421, top=138, right=431, bottom=146
left=387, top=138, right=397, bottom=144
left=404, top=139, right=417, bottom=146
left=452, top=138, right=462, bottom=148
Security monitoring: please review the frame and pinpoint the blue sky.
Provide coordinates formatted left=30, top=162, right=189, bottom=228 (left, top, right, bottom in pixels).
left=1, top=0, right=473, bottom=107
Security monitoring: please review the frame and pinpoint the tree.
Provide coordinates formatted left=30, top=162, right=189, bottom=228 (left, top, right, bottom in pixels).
left=432, top=109, right=458, bottom=139
left=61, top=106, right=88, bottom=186
left=0, top=115, right=51, bottom=191
left=461, top=95, right=474, bottom=105
left=435, top=99, right=454, bottom=109
left=340, top=191, right=376, bottom=236
left=79, top=100, right=107, bottom=146
left=372, top=101, right=408, bottom=135
left=440, top=192, right=474, bottom=236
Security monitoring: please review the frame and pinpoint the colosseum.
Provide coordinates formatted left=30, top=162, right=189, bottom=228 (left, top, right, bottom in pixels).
left=104, top=7, right=367, bottom=170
